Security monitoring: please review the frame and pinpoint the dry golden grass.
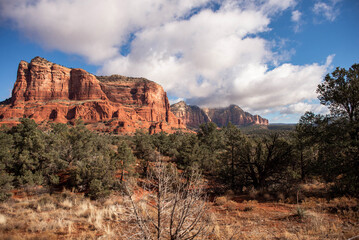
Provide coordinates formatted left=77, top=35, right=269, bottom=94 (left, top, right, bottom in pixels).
left=204, top=183, right=359, bottom=240
left=214, top=196, right=228, bottom=206
left=0, top=191, right=128, bottom=240
left=0, top=183, right=358, bottom=240
left=0, top=214, right=6, bottom=228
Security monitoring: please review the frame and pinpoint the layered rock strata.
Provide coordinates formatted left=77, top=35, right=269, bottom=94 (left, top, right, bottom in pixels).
left=170, top=101, right=268, bottom=128
left=0, top=57, right=185, bottom=134
left=169, top=101, right=210, bottom=129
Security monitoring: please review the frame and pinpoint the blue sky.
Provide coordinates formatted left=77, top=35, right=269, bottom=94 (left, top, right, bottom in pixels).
left=0, top=0, right=358, bottom=123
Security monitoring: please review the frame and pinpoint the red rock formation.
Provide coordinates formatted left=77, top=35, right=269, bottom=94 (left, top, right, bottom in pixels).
left=170, top=102, right=268, bottom=128
left=169, top=101, right=210, bottom=129
left=0, top=57, right=185, bottom=134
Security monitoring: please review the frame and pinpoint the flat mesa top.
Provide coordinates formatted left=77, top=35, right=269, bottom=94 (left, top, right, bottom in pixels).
left=96, top=75, right=151, bottom=84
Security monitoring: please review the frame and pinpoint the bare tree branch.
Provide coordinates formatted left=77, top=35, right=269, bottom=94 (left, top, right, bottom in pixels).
left=124, top=155, right=209, bottom=240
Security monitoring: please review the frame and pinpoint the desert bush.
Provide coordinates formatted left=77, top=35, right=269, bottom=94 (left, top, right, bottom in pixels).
left=242, top=200, right=257, bottom=212
left=88, top=179, right=111, bottom=200
left=215, top=196, right=228, bottom=206
left=0, top=130, right=14, bottom=201
left=125, top=160, right=209, bottom=239
left=326, top=197, right=359, bottom=221
left=294, top=206, right=306, bottom=219
left=243, top=206, right=253, bottom=212
left=226, top=200, right=238, bottom=211
left=59, top=198, right=73, bottom=209
left=0, top=170, right=13, bottom=201
left=62, top=124, right=118, bottom=199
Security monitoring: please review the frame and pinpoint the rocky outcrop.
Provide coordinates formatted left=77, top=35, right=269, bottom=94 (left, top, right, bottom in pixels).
left=0, top=57, right=185, bottom=134
left=203, top=105, right=268, bottom=126
left=169, top=101, right=210, bottom=129
left=170, top=102, right=268, bottom=128
left=11, top=57, right=107, bottom=104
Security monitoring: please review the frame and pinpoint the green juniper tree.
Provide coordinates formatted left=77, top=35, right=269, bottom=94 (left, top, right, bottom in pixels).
left=175, top=133, right=202, bottom=170
left=247, top=134, right=293, bottom=191
left=134, top=130, right=155, bottom=176
left=66, top=123, right=117, bottom=199
left=197, top=122, right=224, bottom=172
left=115, top=141, right=136, bottom=182
left=220, top=122, right=247, bottom=190
left=0, top=130, right=14, bottom=201
left=9, top=119, right=47, bottom=187
left=297, top=63, right=359, bottom=196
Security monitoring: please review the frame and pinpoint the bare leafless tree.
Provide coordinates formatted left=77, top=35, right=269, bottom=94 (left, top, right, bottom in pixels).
left=123, top=155, right=209, bottom=240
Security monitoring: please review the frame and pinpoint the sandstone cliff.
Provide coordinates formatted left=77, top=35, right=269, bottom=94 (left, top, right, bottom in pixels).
left=0, top=57, right=185, bottom=134
left=170, top=101, right=268, bottom=128
left=169, top=101, right=210, bottom=129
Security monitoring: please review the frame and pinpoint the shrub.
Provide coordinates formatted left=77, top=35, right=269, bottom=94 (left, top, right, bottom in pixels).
left=0, top=171, right=13, bottom=201
left=88, top=179, right=111, bottom=200
left=215, top=196, right=228, bottom=206
left=65, top=125, right=117, bottom=199
left=295, top=206, right=306, bottom=219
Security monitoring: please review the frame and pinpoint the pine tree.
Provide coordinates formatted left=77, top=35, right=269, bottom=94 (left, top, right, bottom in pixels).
left=115, top=141, right=136, bottom=182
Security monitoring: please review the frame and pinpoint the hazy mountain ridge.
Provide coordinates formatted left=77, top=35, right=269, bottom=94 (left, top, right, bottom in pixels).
left=171, top=101, right=268, bottom=129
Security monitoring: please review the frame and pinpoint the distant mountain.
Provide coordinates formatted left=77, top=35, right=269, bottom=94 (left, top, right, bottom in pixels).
left=170, top=101, right=268, bottom=129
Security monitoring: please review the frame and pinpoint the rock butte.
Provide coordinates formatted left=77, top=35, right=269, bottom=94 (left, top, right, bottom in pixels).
left=0, top=57, right=185, bottom=134
left=170, top=101, right=268, bottom=129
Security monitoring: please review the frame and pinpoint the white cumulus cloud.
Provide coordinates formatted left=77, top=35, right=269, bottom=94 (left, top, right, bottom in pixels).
left=0, top=0, right=334, bottom=121
left=313, top=0, right=341, bottom=22
left=291, top=10, right=302, bottom=32
left=291, top=10, right=302, bottom=22
left=0, top=0, right=209, bottom=63
left=280, top=102, right=329, bottom=115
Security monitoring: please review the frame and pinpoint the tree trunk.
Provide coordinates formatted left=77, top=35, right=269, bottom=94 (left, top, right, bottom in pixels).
left=300, top=149, right=305, bottom=181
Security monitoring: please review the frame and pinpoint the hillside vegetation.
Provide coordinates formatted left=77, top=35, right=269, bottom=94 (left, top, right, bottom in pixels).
left=0, top=64, right=358, bottom=239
